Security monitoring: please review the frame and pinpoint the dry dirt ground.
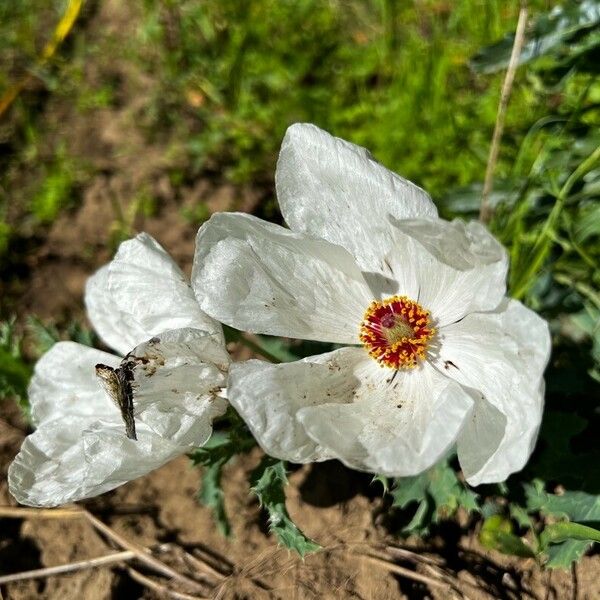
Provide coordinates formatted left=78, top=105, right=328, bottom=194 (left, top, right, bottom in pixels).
left=1, top=1, right=599, bottom=598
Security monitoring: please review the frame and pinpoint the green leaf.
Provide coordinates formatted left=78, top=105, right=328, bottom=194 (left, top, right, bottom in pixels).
left=526, top=482, right=600, bottom=566
left=191, top=417, right=256, bottom=537
left=428, top=460, right=479, bottom=517
left=390, top=457, right=479, bottom=535
left=440, top=180, right=518, bottom=217
left=546, top=540, right=593, bottom=569
left=198, top=459, right=230, bottom=536
left=191, top=432, right=236, bottom=536
left=0, top=319, right=31, bottom=413
left=255, top=335, right=299, bottom=363
left=250, top=457, right=320, bottom=557
left=471, top=0, right=600, bottom=74
left=221, top=325, right=286, bottom=364
left=403, top=499, right=430, bottom=534
left=526, top=481, right=600, bottom=522
left=573, top=202, right=600, bottom=244
left=510, top=504, right=535, bottom=530
left=26, top=316, right=60, bottom=355
left=479, top=515, right=536, bottom=558
left=0, top=347, right=32, bottom=403
left=0, top=317, right=95, bottom=416
left=66, top=322, right=95, bottom=347
left=390, top=474, right=428, bottom=509
left=540, top=521, right=600, bottom=547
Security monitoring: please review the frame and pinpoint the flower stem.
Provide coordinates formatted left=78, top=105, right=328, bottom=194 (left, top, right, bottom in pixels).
left=512, top=143, right=600, bottom=299
left=224, top=326, right=283, bottom=363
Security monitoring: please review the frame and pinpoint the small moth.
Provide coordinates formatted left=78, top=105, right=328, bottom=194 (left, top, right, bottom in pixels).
left=95, top=362, right=137, bottom=440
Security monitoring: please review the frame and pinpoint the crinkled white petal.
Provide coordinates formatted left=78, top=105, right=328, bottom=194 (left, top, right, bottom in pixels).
left=85, top=266, right=143, bottom=354
left=297, top=357, right=473, bottom=477
left=227, top=348, right=371, bottom=463
left=228, top=346, right=473, bottom=476
left=192, top=213, right=373, bottom=344
left=8, top=419, right=189, bottom=507
left=28, top=342, right=118, bottom=427
left=128, top=328, right=229, bottom=446
left=85, top=234, right=221, bottom=355
left=393, top=219, right=506, bottom=271
left=276, top=123, right=438, bottom=273
left=9, top=328, right=230, bottom=507
left=379, top=219, right=507, bottom=326
left=109, top=233, right=222, bottom=342
left=432, top=299, right=551, bottom=485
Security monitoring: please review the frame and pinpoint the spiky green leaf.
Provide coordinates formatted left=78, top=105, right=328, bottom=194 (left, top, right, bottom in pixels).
left=526, top=480, right=600, bottom=522
left=250, top=457, right=320, bottom=557
left=546, top=540, right=593, bottom=569
left=390, top=457, right=479, bottom=535
left=191, top=418, right=256, bottom=537
left=198, top=458, right=230, bottom=536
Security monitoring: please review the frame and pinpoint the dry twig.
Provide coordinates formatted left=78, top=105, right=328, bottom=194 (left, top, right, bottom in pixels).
left=0, top=506, right=81, bottom=520
left=480, top=4, right=529, bottom=224
left=384, top=543, right=446, bottom=566
left=360, top=552, right=453, bottom=592
left=127, top=568, right=210, bottom=600
left=361, top=547, right=486, bottom=600
left=0, top=550, right=136, bottom=585
left=82, top=509, right=208, bottom=593
left=159, top=543, right=226, bottom=584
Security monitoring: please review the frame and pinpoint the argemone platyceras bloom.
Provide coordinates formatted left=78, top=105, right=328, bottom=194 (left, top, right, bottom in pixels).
left=191, top=123, right=551, bottom=485
left=9, top=234, right=229, bottom=506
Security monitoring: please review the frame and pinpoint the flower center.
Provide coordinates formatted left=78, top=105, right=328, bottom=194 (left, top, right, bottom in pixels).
left=359, top=295, right=435, bottom=369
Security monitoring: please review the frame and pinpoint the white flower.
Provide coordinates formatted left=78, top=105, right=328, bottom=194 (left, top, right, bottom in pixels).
left=191, top=123, right=551, bottom=486
left=9, top=234, right=229, bottom=506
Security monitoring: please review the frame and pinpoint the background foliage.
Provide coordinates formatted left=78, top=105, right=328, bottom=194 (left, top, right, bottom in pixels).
left=0, top=0, right=598, bottom=568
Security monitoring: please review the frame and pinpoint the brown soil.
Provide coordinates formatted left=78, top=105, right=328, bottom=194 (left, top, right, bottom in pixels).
left=1, top=1, right=598, bottom=598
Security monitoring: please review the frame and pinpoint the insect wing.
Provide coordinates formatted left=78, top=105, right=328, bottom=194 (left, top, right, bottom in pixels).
left=95, top=363, right=137, bottom=440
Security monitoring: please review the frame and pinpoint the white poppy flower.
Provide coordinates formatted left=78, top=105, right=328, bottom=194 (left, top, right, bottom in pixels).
left=191, top=123, right=551, bottom=486
left=9, top=234, right=229, bottom=507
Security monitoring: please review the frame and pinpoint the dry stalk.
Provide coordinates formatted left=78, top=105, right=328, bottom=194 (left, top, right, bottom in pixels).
left=361, top=547, right=483, bottom=600
left=127, top=568, right=210, bottom=600
left=0, top=550, right=136, bottom=585
left=384, top=543, right=446, bottom=566
left=82, top=509, right=208, bottom=593
left=360, top=552, right=453, bottom=592
left=480, top=5, right=529, bottom=224
left=0, top=506, right=82, bottom=520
